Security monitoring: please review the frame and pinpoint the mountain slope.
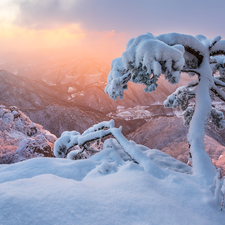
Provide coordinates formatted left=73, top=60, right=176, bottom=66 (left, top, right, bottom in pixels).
left=0, top=70, right=100, bottom=136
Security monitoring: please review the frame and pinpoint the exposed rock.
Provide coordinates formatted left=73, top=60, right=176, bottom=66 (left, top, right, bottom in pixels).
left=0, top=105, right=57, bottom=164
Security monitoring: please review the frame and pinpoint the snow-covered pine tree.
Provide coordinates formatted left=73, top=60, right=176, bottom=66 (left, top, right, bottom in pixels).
left=105, top=33, right=225, bottom=184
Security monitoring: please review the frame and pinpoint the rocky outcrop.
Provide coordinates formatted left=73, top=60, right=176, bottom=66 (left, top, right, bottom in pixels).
left=0, top=105, right=57, bottom=164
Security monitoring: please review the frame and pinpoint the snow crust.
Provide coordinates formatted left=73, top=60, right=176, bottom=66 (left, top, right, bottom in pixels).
left=0, top=154, right=225, bottom=225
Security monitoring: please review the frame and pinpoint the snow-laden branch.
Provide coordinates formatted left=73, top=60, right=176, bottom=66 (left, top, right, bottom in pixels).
left=123, top=33, right=185, bottom=84
left=186, top=79, right=199, bottom=88
left=210, top=108, right=225, bottom=131
left=214, top=78, right=225, bottom=88
left=54, top=120, right=115, bottom=158
left=104, top=57, right=131, bottom=101
left=210, top=40, right=225, bottom=56
left=208, top=36, right=222, bottom=50
left=195, top=35, right=221, bottom=50
left=157, top=33, right=206, bottom=67
left=211, top=56, right=225, bottom=78
left=54, top=120, right=167, bottom=178
left=164, top=86, right=196, bottom=110
left=181, top=69, right=200, bottom=76
left=105, top=33, right=185, bottom=101
left=211, top=85, right=225, bottom=102
left=110, top=127, right=167, bottom=179
left=82, top=120, right=115, bottom=136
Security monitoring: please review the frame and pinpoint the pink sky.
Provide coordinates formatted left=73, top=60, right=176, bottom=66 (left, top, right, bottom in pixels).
left=1, top=0, right=225, bottom=62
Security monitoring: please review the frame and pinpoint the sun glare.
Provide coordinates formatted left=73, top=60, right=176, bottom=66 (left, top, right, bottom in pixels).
left=0, top=24, right=86, bottom=52
left=0, top=0, right=19, bottom=27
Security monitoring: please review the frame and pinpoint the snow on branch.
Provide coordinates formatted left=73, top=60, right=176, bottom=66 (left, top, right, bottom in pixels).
left=211, top=85, right=225, bottom=102
left=105, top=33, right=186, bottom=101
left=104, top=57, right=131, bottom=101
left=54, top=120, right=167, bottom=178
left=210, top=108, right=225, bottom=131
left=181, top=69, right=200, bottom=76
left=123, top=33, right=185, bottom=84
left=186, top=79, right=199, bottom=88
left=196, top=35, right=221, bottom=50
left=164, top=86, right=196, bottom=110
left=211, top=56, right=225, bottom=79
left=214, top=78, right=225, bottom=88
left=209, top=36, right=222, bottom=50
left=54, top=120, right=115, bottom=158
left=210, top=40, right=225, bottom=57
left=157, top=33, right=206, bottom=67
left=82, top=120, right=115, bottom=136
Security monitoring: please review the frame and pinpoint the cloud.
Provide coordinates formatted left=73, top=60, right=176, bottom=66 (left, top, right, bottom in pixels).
left=0, top=0, right=20, bottom=27
left=12, top=0, right=225, bottom=37
left=1, top=0, right=225, bottom=44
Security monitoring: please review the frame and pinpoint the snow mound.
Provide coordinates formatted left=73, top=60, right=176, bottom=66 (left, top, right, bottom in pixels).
left=0, top=153, right=224, bottom=225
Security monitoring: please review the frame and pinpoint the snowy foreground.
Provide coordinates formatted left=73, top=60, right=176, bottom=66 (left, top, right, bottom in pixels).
left=0, top=143, right=225, bottom=225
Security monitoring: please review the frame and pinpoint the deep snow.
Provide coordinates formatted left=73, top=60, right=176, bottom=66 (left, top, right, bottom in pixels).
left=0, top=147, right=225, bottom=225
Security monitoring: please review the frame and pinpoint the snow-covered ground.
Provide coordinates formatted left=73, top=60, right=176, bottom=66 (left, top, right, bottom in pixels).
left=0, top=146, right=225, bottom=225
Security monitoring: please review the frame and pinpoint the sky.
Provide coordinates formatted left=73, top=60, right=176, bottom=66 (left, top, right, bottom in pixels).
left=1, top=0, right=225, bottom=61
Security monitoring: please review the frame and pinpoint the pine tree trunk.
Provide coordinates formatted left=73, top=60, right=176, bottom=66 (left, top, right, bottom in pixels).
left=188, top=57, right=216, bottom=185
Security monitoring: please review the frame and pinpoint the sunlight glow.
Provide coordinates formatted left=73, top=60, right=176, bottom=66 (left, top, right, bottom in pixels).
left=0, top=0, right=19, bottom=27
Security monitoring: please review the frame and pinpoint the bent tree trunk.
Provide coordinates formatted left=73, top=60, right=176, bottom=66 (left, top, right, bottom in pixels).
left=188, top=57, right=216, bottom=184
